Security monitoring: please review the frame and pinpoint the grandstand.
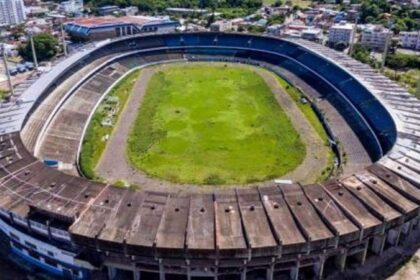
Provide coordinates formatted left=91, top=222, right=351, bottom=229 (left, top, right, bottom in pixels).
left=0, top=32, right=417, bottom=280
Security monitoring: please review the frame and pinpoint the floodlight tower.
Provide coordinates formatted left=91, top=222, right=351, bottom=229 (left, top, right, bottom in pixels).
left=0, top=43, right=15, bottom=97
left=61, top=23, right=68, bottom=56
left=348, top=16, right=359, bottom=56
left=27, top=29, right=39, bottom=70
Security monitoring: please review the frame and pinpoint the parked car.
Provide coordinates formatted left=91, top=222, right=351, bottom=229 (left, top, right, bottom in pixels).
left=8, top=68, right=18, bottom=75
left=16, top=64, right=27, bottom=73
left=24, top=62, right=34, bottom=70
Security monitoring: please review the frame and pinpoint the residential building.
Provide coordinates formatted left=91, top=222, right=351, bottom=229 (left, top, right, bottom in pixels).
left=96, top=5, right=120, bottom=16
left=301, top=28, right=322, bottom=41
left=399, top=31, right=420, bottom=50
left=165, top=7, right=208, bottom=16
left=210, top=20, right=232, bottom=32
left=266, top=24, right=285, bottom=36
left=65, top=16, right=179, bottom=40
left=361, top=25, right=392, bottom=51
left=329, top=21, right=354, bottom=45
left=122, top=6, right=138, bottom=16
left=59, top=0, right=83, bottom=15
left=0, top=0, right=26, bottom=26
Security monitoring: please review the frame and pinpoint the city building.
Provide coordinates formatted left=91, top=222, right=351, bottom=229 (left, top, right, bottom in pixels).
left=266, top=24, right=285, bottom=36
left=0, top=0, right=26, bottom=26
left=65, top=16, right=179, bottom=40
left=58, top=0, right=83, bottom=15
left=210, top=20, right=233, bottom=32
left=301, top=28, right=322, bottom=41
left=165, top=7, right=208, bottom=16
left=96, top=5, right=120, bottom=16
left=399, top=31, right=420, bottom=50
left=361, top=25, right=392, bottom=51
left=329, top=21, right=355, bottom=45
left=121, top=6, right=138, bottom=16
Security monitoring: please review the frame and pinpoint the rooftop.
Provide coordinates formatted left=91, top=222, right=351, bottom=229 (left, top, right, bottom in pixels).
left=67, top=16, right=170, bottom=29
left=330, top=21, right=354, bottom=30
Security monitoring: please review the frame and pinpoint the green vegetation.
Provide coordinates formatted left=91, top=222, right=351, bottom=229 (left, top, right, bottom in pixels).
left=83, top=0, right=262, bottom=13
left=264, top=0, right=310, bottom=8
left=80, top=69, right=141, bottom=179
left=351, top=43, right=378, bottom=68
left=274, top=77, right=328, bottom=142
left=350, top=43, right=419, bottom=98
left=127, top=64, right=305, bottom=185
left=0, top=90, right=8, bottom=101
left=267, top=14, right=285, bottom=25
left=19, top=33, right=60, bottom=62
left=355, top=0, right=419, bottom=33
left=273, top=75, right=335, bottom=181
left=384, top=69, right=420, bottom=98
left=386, top=53, right=420, bottom=70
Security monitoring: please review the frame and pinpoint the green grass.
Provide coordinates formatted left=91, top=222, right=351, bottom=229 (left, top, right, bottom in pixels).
left=273, top=75, right=335, bottom=181
left=274, top=77, right=328, bottom=142
left=80, top=69, right=141, bottom=179
left=0, top=90, right=8, bottom=101
left=384, top=68, right=420, bottom=98
left=127, top=64, right=306, bottom=185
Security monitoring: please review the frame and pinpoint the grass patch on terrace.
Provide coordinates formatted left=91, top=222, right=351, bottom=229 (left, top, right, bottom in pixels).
left=273, top=76, right=335, bottom=181
left=80, top=69, right=141, bottom=179
left=127, top=64, right=305, bottom=185
left=0, top=89, right=8, bottom=101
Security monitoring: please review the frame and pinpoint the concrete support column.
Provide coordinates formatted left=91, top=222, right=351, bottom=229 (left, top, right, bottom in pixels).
left=387, top=226, right=402, bottom=246
left=314, top=257, right=325, bottom=280
left=354, top=242, right=368, bottom=265
left=266, top=263, right=274, bottom=280
left=159, top=259, right=165, bottom=280
left=401, top=221, right=412, bottom=235
left=413, top=217, right=419, bottom=229
left=186, top=268, right=191, bottom=280
left=334, top=252, right=347, bottom=272
left=290, top=264, right=299, bottom=280
left=133, top=270, right=141, bottom=280
left=371, top=234, right=386, bottom=255
left=186, top=260, right=191, bottom=280
left=241, top=267, right=247, bottom=280
left=107, top=266, right=117, bottom=280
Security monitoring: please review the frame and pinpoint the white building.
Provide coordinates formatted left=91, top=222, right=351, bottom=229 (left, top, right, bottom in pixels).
left=301, top=28, right=322, bottom=41
left=59, top=0, right=83, bottom=15
left=266, top=24, right=285, bottom=36
left=361, top=25, right=392, bottom=51
left=399, top=31, right=420, bottom=50
left=122, top=6, right=138, bottom=16
left=329, top=21, right=354, bottom=45
left=0, top=0, right=26, bottom=26
left=210, top=20, right=232, bottom=32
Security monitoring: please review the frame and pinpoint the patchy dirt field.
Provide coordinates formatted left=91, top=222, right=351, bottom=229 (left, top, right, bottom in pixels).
left=96, top=62, right=330, bottom=190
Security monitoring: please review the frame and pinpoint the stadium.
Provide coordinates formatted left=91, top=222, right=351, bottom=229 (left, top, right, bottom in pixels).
left=0, top=32, right=419, bottom=280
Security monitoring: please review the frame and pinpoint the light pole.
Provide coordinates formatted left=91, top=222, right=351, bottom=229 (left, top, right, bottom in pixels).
left=348, top=16, right=359, bottom=56
left=381, top=32, right=391, bottom=72
left=28, top=29, right=39, bottom=70
left=61, top=23, right=68, bottom=56
left=0, top=43, right=14, bottom=97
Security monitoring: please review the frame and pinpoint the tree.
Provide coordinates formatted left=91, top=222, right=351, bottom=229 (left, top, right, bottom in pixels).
left=19, top=33, right=60, bottom=62
left=206, top=12, right=216, bottom=27
left=386, top=53, right=420, bottom=70
left=272, top=0, right=282, bottom=7
left=334, top=41, right=347, bottom=51
left=267, top=14, right=285, bottom=25
left=351, top=43, right=377, bottom=67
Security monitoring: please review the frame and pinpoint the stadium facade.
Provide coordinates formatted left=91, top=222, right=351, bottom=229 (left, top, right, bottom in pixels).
left=0, top=32, right=419, bottom=280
